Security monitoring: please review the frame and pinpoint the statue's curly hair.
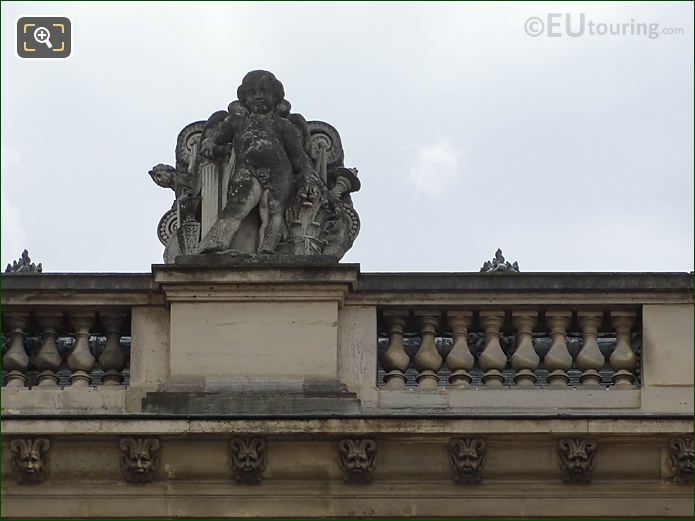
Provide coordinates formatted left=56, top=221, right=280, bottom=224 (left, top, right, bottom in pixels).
left=237, top=70, right=285, bottom=105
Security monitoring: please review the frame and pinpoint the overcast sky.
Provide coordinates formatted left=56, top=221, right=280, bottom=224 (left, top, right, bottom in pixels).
left=2, top=2, right=693, bottom=273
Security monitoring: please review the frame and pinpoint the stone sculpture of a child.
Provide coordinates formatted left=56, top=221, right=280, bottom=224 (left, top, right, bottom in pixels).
left=197, top=70, right=319, bottom=254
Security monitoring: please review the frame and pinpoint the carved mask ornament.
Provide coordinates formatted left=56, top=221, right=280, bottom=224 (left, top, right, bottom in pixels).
left=10, top=437, right=50, bottom=484
left=338, top=439, right=377, bottom=483
left=229, top=437, right=266, bottom=483
left=668, top=438, right=694, bottom=484
left=558, top=438, right=597, bottom=484
left=448, top=438, right=486, bottom=483
left=119, top=437, right=161, bottom=483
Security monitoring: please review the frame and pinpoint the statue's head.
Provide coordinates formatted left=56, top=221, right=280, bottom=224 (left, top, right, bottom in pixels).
left=10, top=438, right=50, bottom=484
left=448, top=438, right=486, bottom=483
left=119, top=437, right=160, bottom=484
left=148, top=164, right=177, bottom=189
left=237, top=70, right=285, bottom=115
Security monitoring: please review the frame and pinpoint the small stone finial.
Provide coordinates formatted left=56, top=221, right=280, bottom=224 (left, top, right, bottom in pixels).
left=480, top=249, right=519, bottom=273
left=5, top=250, right=43, bottom=273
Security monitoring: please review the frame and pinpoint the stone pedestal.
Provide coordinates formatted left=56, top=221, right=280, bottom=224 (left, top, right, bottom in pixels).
left=149, top=257, right=359, bottom=412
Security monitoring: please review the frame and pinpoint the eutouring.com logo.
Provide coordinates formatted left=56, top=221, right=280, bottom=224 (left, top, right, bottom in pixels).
left=524, top=13, right=685, bottom=39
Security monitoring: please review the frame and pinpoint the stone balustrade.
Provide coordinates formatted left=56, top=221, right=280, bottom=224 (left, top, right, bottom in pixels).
left=377, top=308, right=640, bottom=390
left=2, top=308, right=131, bottom=388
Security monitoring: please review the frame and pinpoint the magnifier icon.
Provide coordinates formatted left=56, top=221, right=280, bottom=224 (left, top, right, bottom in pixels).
left=33, top=26, right=53, bottom=49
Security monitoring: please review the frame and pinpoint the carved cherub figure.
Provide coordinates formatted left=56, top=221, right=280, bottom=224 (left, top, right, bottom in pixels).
left=10, top=437, right=50, bottom=484
left=448, top=438, right=486, bottom=483
left=119, top=437, right=161, bottom=484
left=229, top=437, right=266, bottom=483
left=197, top=70, right=320, bottom=255
left=338, top=439, right=377, bottom=483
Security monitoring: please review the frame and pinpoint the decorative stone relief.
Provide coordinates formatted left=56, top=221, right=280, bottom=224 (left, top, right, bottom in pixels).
left=229, top=437, right=266, bottom=483
left=448, top=438, right=486, bottom=484
left=558, top=438, right=597, bottom=484
left=480, top=249, right=519, bottom=273
left=149, top=70, right=361, bottom=263
left=10, top=437, right=50, bottom=484
left=119, top=437, right=161, bottom=484
left=5, top=249, right=42, bottom=273
left=668, top=438, right=694, bottom=484
left=337, top=438, right=377, bottom=483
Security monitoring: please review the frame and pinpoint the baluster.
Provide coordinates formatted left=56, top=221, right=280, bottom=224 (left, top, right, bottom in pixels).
left=413, top=312, right=441, bottom=390
left=35, top=312, right=64, bottom=387
left=478, top=311, right=506, bottom=387
left=381, top=310, right=410, bottom=390
left=576, top=311, right=605, bottom=386
left=3, top=312, right=30, bottom=387
left=67, top=311, right=95, bottom=387
left=511, top=311, right=539, bottom=386
left=544, top=311, right=572, bottom=386
left=99, top=312, right=126, bottom=386
left=446, top=311, right=474, bottom=388
left=609, top=311, right=638, bottom=387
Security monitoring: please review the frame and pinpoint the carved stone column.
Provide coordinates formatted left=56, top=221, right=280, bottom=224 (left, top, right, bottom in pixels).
left=380, top=310, right=410, bottom=390
left=576, top=311, right=605, bottom=386
left=478, top=311, right=507, bottom=386
left=99, top=312, right=126, bottom=386
left=609, top=311, right=638, bottom=387
left=511, top=311, right=539, bottom=386
left=446, top=311, right=474, bottom=388
left=413, top=312, right=442, bottom=390
left=200, top=160, right=220, bottom=239
left=66, top=311, right=95, bottom=387
left=35, top=312, right=64, bottom=387
left=544, top=311, right=572, bottom=386
left=2, top=312, right=30, bottom=387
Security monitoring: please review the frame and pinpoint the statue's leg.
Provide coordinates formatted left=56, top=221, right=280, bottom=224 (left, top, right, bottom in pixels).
left=198, top=171, right=262, bottom=254
left=258, top=189, right=270, bottom=247
left=258, top=173, right=291, bottom=254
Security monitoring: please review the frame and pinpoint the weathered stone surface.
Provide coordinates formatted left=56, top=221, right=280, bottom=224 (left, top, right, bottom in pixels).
left=149, top=70, right=360, bottom=263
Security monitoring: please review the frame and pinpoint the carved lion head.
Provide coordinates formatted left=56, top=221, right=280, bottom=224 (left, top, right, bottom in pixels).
left=338, top=439, right=377, bottom=482
left=448, top=438, right=486, bottom=483
left=10, top=437, right=50, bottom=484
left=119, top=437, right=160, bottom=484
